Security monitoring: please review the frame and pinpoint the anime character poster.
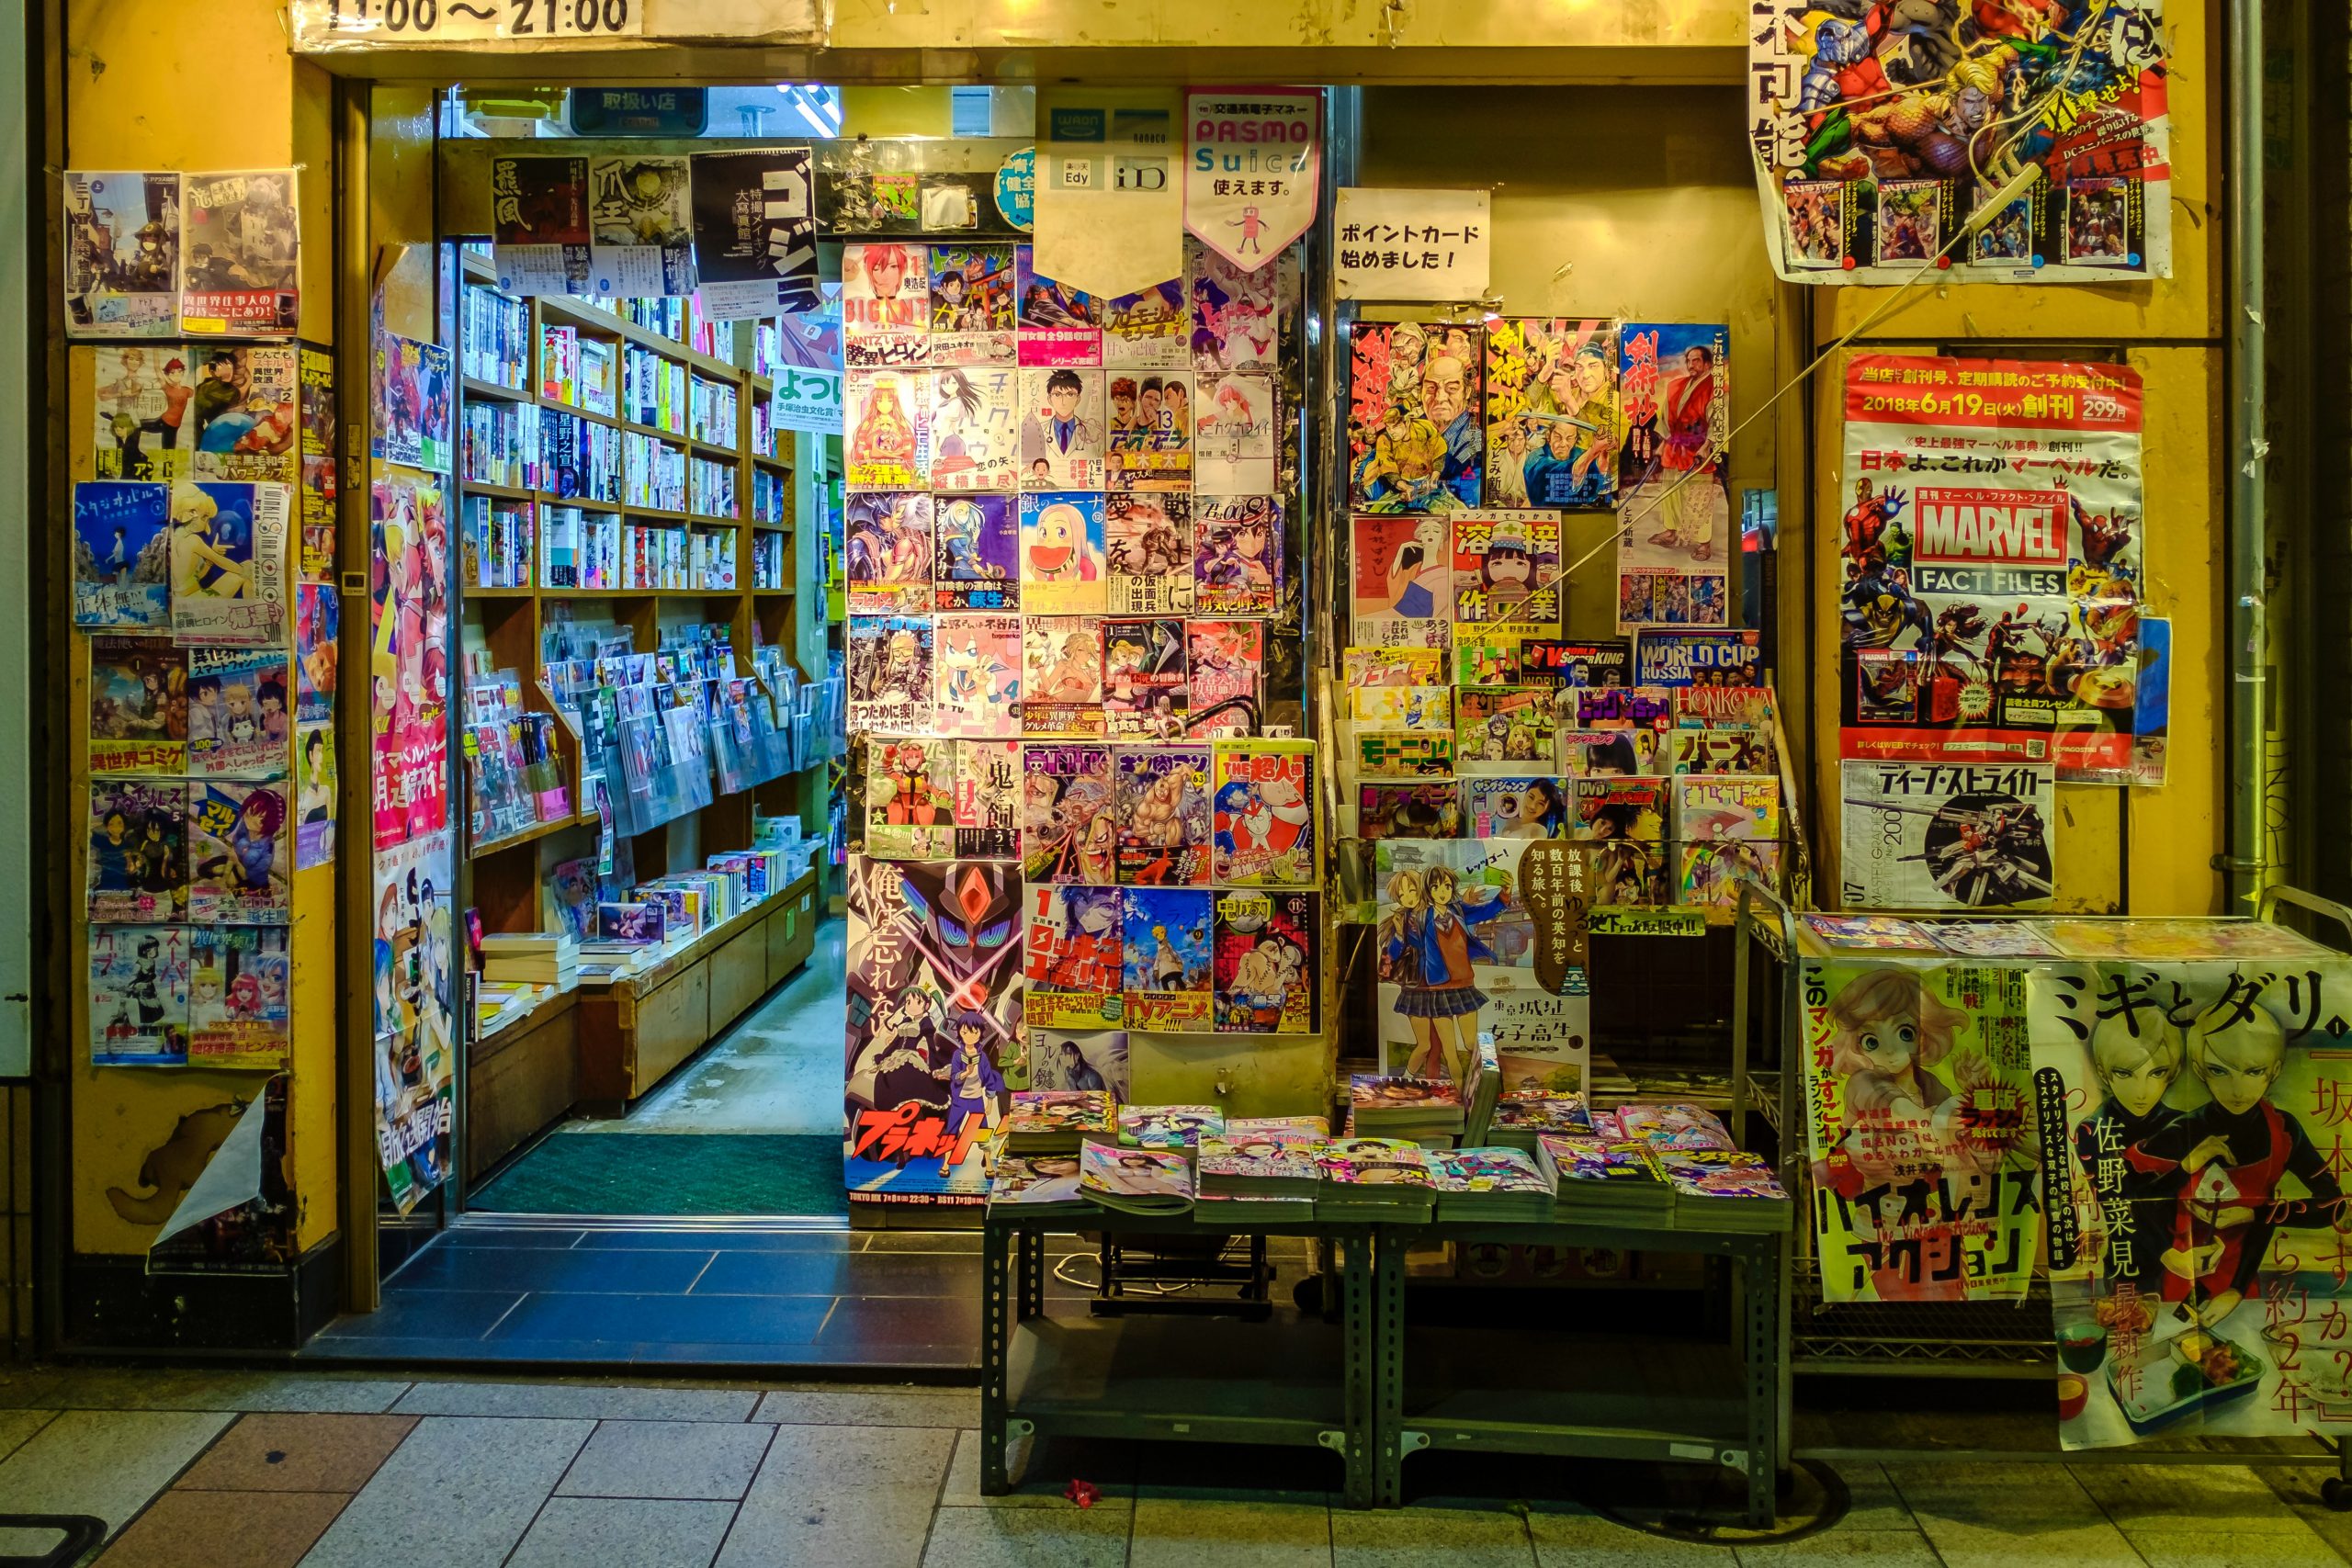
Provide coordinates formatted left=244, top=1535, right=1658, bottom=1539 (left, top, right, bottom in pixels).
left=179, top=170, right=298, bottom=336
left=299, top=345, right=338, bottom=577
left=1183, top=618, right=1262, bottom=739
left=94, top=347, right=190, bottom=481
left=1212, top=739, right=1316, bottom=887
left=1017, top=367, right=1106, bottom=491
left=1105, top=370, right=1193, bottom=491
left=1841, top=761, right=2056, bottom=911
left=1347, top=321, right=1482, bottom=513
left=371, top=335, right=454, bottom=473
left=1019, top=492, right=1107, bottom=614
left=90, top=636, right=187, bottom=775
left=845, top=491, right=936, bottom=614
left=1801, top=958, right=2039, bottom=1303
left=368, top=471, right=449, bottom=851
left=1747, top=0, right=2173, bottom=286
left=844, top=856, right=1023, bottom=1204
left=188, top=780, right=289, bottom=923
left=1024, top=884, right=1123, bottom=1030
left=1022, top=743, right=1115, bottom=884
left=1214, top=890, right=1317, bottom=1035
left=1187, top=236, right=1283, bottom=374
left=87, top=779, right=186, bottom=924
left=1120, top=886, right=1215, bottom=1032
left=74, top=479, right=172, bottom=628
left=1636, top=627, right=1762, bottom=688
left=295, top=721, right=336, bottom=869
left=1452, top=510, right=1561, bottom=633
left=933, top=495, right=1019, bottom=611
left=1102, top=278, right=1188, bottom=370
left=1015, top=245, right=1102, bottom=367
left=187, top=925, right=291, bottom=1066
left=1106, top=493, right=1195, bottom=617
left=1102, top=618, right=1187, bottom=740
left=1193, top=496, right=1281, bottom=617
left=864, top=736, right=957, bottom=860
left=1454, top=686, right=1558, bottom=775
left=1022, top=615, right=1106, bottom=739
left=187, top=647, right=290, bottom=778
left=933, top=613, right=1022, bottom=739
left=842, top=242, right=930, bottom=368
left=171, top=479, right=288, bottom=648
left=1483, top=319, right=1620, bottom=510
left=372, top=826, right=455, bottom=1213
left=585, top=154, right=695, bottom=298
left=89, top=925, right=190, bottom=1066
left=844, top=371, right=931, bottom=491
left=65, top=171, right=181, bottom=338
left=1350, top=514, right=1453, bottom=648
left=928, top=367, right=1018, bottom=493
left=928, top=243, right=1017, bottom=367
left=1838, top=355, right=2146, bottom=776
left=188, top=345, right=300, bottom=485
left=1373, top=839, right=1523, bottom=1085
left=1030, top=1027, right=1131, bottom=1100
left=1616, top=323, right=1729, bottom=620
left=1361, top=783, right=1463, bottom=842
left=1193, top=373, right=1277, bottom=492
left=490, top=155, right=593, bottom=296
left=951, top=739, right=1021, bottom=861
left=1114, top=744, right=1212, bottom=887
left=846, top=614, right=935, bottom=733
left=294, top=581, right=337, bottom=724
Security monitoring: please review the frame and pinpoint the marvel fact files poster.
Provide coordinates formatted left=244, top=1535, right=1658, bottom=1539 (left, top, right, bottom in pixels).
left=1748, top=1, right=2173, bottom=286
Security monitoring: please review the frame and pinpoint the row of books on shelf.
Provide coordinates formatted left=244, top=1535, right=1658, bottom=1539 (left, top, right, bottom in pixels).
left=691, top=457, right=739, bottom=522
left=539, top=408, right=620, bottom=504
left=691, top=377, right=738, bottom=449
left=751, top=467, right=787, bottom=526
left=461, top=285, right=534, bottom=391
left=623, top=431, right=690, bottom=513
left=463, top=499, right=751, bottom=593
left=622, top=346, right=690, bottom=434
left=750, top=400, right=776, bottom=461
left=750, top=531, right=787, bottom=590
left=580, top=293, right=729, bottom=362
left=541, top=324, right=620, bottom=418
left=464, top=713, right=571, bottom=846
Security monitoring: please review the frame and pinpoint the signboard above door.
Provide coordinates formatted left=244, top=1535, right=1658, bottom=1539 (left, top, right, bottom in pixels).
left=290, top=0, right=829, bottom=51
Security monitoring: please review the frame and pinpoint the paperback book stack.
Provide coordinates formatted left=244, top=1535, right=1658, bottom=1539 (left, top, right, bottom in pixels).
left=1195, top=1116, right=1326, bottom=1224
left=1535, top=1134, right=1674, bottom=1226
left=1657, top=1149, right=1792, bottom=1233
left=988, top=1152, right=1094, bottom=1219
left=1346, top=1075, right=1465, bottom=1150
left=1001, top=1089, right=1116, bottom=1156
left=1487, top=1095, right=1593, bottom=1155
left=1118, top=1104, right=1223, bottom=1154
left=1080, top=1140, right=1193, bottom=1214
left=1315, top=1138, right=1438, bottom=1223
left=1429, top=1146, right=1555, bottom=1224
left=477, top=930, right=579, bottom=991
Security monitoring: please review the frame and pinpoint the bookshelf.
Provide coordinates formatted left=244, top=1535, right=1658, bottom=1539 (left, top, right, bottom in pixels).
left=453, top=248, right=829, bottom=1179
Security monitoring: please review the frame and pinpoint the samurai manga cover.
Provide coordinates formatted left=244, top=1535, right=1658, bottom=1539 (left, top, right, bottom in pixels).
left=843, top=856, right=1023, bottom=1205
left=1213, top=890, right=1318, bottom=1035
left=89, top=925, right=191, bottom=1066
left=1120, top=887, right=1214, bottom=1032
left=1021, top=743, right=1117, bottom=885
left=1839, top=761, right=2056, bottom=912
left=1023, top=884, right=1123, bottom=1031
left=64, top=171, right=181, bottom=338
left=1482, top=319, right=1621, bottom=510
left=1347, top=321, right=1483, bottom=513
left=1106, top=492, right=1196, bottom=617
left=1113, top=745, right=1212, bottom=887
left=1800, top=957, right=2037, bottom=1304
left=1615, top=324, right=1730, bottom=628
left=1211, top=740, right=1316, bottom=888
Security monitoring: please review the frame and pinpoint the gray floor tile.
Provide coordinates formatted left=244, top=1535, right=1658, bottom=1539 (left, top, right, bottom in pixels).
left=507, top=1496, right=739, bottom=1568
left=1888, top=1461, right=2107, bottom=1529
left=918, top=1503, right=1132, bottom=1568
left=1915, top=1514, right=2144, bottom=1568
left=49, top=1369, right=411, bottom=1414
left=0, top=1370, right=73, bottom=1410
left=2260, top=1463, right=2352, bottom=1562
left=2073, top=1463, right=2309, bottom=1536
left=391, top=1381, right=763, bottom=1422
left=0, top=1408, right=232, bottom=1536
left=1130, top=1496, right=1332, bottom=1567
left=717, top=1422, right=954, bottom=1568
left=752, top=1388, right=979, bottom=1429
left=1826, top=1465, right=1914, bottom=1533
left=2128, top=1529, right=2350, bottom=1568
left=1528, top=1512, right=1725, bottom=1568
left=940, top=1427, right=1136, bottom=1509
left=560, top=1420, right=776, bottom=1501
left=1733, top=1531, right=1943, bottom=1566
left=299, top=1414, right=593, bottom=1567
left=0, top=1410, right=54, bottom=1465
left=1329, top=1506, right=1535, bottom=1568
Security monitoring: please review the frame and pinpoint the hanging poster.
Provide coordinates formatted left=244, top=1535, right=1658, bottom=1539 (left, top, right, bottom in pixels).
left=491, top=156, right=592, bottom=297
left=1113, top=745, right=1213, bottom=887
left=1840, top=761, right=2056, bottom=911
left=586, top=154, right=695, bottom=299
left=370, top=336, right=452, bottom=473
left=687, top=148, right=820, bottom=321
left=73, top=479, right=172, bottom=628
left=1616, top=323, right=1729, bottom=629
left=1332, top=187, right=1491, bottom=303
left=373, top=826, right=456, bottom=1215
left=843, top=856, right=1023, bottom=1205
left=1747, top=0, right=2173, bottom=286
left=933, top=494, right=1019, bottom=611
left=1020, top=742, right=1115, bottom=880
left=1030, top=1028, right=1128, bottom=1099
left=187, top=925, right=290, bottom=1066
left=843, top=370, right=931, bottom=491
left=90, top=636, right=187, bottom=775
left=87, top=779, right=187, bottom=924
left=170, top=479, right=288, bottom=648
left=89, top=925, right=191, bottom=1066
left=1483, top=319, right=1620, bottom=510
left=189, top=344, right=300, bottom=484
left=94, top=347, right=192, bottom=481
left=299, top=345, right=338, bottom=579
left=1184, top=89, right=1321, bottom=272
left=1838, top=355, right=2146, bottom=776
left=1101, top=278, right=1187, bottom=370
left=179, top=170, right=299, bottom=336
left=295, top=721, right=336, bottom=869
left=64, top=171, right=182, bottom=339
left=768, top=285, right=844, bottom=437
left=1033, top=87, right=1183, bottom=301
left=186, top=647, right=289, bottom=778
left=927, top=367, right=1018, bottom=493
left=1348, top=321, right=1482, bottom=513
left=929, top=243, right=1018, bottom=367
left=368, top=470, right=450, bottom=851
left=1800, top=955, right=2041, bottom=1303
left=1186, top=239, right=1283, bottom=375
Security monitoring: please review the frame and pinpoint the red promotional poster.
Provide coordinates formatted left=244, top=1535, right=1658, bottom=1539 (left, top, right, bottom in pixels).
left=370, top=471, right=450, bottom=851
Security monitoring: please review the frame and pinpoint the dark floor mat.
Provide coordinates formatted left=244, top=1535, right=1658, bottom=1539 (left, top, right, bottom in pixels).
left=470, top=1132, right=849, bottom=1217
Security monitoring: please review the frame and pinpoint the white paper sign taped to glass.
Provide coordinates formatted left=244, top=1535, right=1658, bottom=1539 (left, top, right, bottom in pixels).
left=1839, top=760, right=2055, bottom=912
left=1838, top=355, right=2144, bottom=777
left=689, top=149, right=820, bottom=321
left=1184, top=88, right=1320, bottom=274
left=1333, top=187, right=1490, bottom=303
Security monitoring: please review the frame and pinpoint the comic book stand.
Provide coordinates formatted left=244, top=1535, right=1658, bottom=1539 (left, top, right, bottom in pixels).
left=1732, top=880, right=2352, bottom=1506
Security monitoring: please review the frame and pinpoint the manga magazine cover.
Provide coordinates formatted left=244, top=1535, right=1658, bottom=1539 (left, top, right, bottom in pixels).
left=490, top=155, right=592, bottom=296
left=1214, top=890, right=1318, bottom=1034
left=1360, top=783, right=1464, bottom=841
left=1577, top=685, right=1675, bottom=730
left=844, top=371, right=932, bottom=490
left=1840, top=761, right=2056, bottom=911
left=1023, top=885, right=1123, bottom=1031
left=1105, top=371, right=1193, bottom=491
left=1452, top=511, right=1561, bottom=633
left=1106, top=493, right=1196, bottom=617
left=845, top=492, right=936, bottom=615
left=1349, top=685, right=1452, bottom=733
left=64, top=171, right=180, bottom=338
left=1213, top=739, right=1317, bottom=887
left=368, top=471, right=449, bottom=850
left=1675, top=774, right=1783, bottom=843
left=1017, top=368, right=1106, bottom=491
left=951, top=739, right=1021, bottom=860
left=372, top=335, right=454, bottom=473
left=1187, top=237, right=1283, bottom=374
left=585, top=155, right=695, bottom=299
left=299, top=345, right=338, bottom=573
left=933, top=613, right=1022, bottom=739
left=73, top=479, right=172, bottom=628
left=296, top=581, right=338, bottom=723
left=1193, top=496, right=1281, bottom=617
left=927, top=367, right=1018, bottom=493
left=94, top=347, right=190, bottom=482
left=1021, top=743, right=1116, bottom=883
left=187, top=925, right=290, bottom=1066
left=1184, top=619, right=1262, bottom=739
left=842, top=242, right=930, bottom=368
left=1022, top=615, right=1106, bottom=739
left=1616, top=324, right=1729, bottom=628
left=180, top=170, right=298, bottom=335
left=187, top=647, right=290, bottom=778
left=89, top=925, right=190, bottom=1066
left=1119, top=886, right=1214, bottom=1032
left=843, top=856, right=1023, bottom=1205
left=188, top=780, right=290, bottom=923
left=1454, top=686, right=1558, bottom=774
left=1102, top=619, right=1187, bottom=740
left=1558, top=727, right=1665, bottom=778
left=296, top=720, right=335, bottom=869
left=1349, top=514, right=1453, bottom=649
left=88, top=779, right=186, bottom=923
left=1679, top=841, right=1782, bottom=917
left=90, top=636, right=187, bottom=775
left=1570, top=776, right=1667, bottom=842
left=1463, top=778, right=1576, bottom=840
left=171, top=479, right=288, bottom=648
left=1357, top=731, right=1454, bottom=780
left=1019, top=492, right=1107, bottom=615
left=189, top=345, right=299, bottom=485
left=1800, top=959, right=2038, bottom=1303
left=1636, top=628, right=1762, bottom=688
left=1114, top=744, right=1212, bottom=887
left=1193, top=373, right=1277, bottom=492
left=863, top=736, right=958, bottom=861
left=845, top=615, right=934, bottom=733
left=372, top=827, right=456, bottom=1213
left=1347, top=321, right=1482, bottom=513
left=1344, top=647, right=1445, bottom=689
left=1102, top=278, right=1188, bottom=370
left=927, top=243, right=1016, bottom=367
left=1482, top=319, right=1621, bottom=510
left=1669, top=728, right=1779, bottom=776
left=1015, top=244, right=1102, bottom=367
left=933, top=495, right=1019, bottom=611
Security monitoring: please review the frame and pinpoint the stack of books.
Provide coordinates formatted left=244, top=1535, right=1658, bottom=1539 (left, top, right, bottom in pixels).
left=475, top=979, right=552, bottom=1037
left=1464, top=1037, right=1504, bottom=1145
left=1118, top=1104, right=1223, bottom=1152
left=1615, top=1103, right=1737, bottom=1152
left=1195, top=1118, right=1323, bottom=1223
left=478, top=931, right=579, bottom=991
left=1315, top=1138, right=1438, bottom=1223
left=988, top=1153, right=1094, bottom=1218
left=1536, top=1134, right=1674, bottom=1225
left=1487, top=1096, right=1593, bottom=1154
left=1346, top=1075, right=1465, bottom=1148
left=573, top=941, right=661, bottom=983
left=1657, top=1149, right=1792, bottom=1232
left=1001, top=1090, right=1116, bottom=1156
left=1079, top=1140, right=1193, bottom=1214
left=1430, top=1146, right=1555, bottom=1224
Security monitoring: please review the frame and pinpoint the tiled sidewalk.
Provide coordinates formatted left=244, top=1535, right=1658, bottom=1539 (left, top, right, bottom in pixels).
left=0, top=1367, right=2342, bottom=1566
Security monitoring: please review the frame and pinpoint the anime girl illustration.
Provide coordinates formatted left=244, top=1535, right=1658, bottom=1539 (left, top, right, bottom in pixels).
left=847, top=374, right=924, bottom=486
left=939, top=1009, right=1007, bottom=1177
left=1813, top=966, right=2008, bottom=1201
left=168, top=483, right=249, bottom=604
left=1381, top=863, right=1512, bottom=1086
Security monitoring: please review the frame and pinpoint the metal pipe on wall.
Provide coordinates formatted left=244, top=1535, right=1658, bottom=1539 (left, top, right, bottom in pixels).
left=2227, top=0, right=2271, bottom=909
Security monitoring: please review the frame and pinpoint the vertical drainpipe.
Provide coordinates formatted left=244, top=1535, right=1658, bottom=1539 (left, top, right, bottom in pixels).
left=2227, top=0, right=2271, bottom=909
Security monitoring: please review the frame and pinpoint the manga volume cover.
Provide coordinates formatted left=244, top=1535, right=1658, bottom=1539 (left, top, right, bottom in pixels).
left=1212, top=739, right=1317, bottom=887
left=928, top=244, right=1017, bottom=367
left=187, top=345, right=300, bottom=485
left=1674, top=775, right=1783, bottom=844
left=187, top=925, right=291, bottom=1066
left=490, top=156, right=592, bottom=296
left=1482, top=319, right=1621, bottom=510
left=844, top=371, right=932, bottom=490
left=927, top=367, right=1019, bottom=493
left=933, top=495, right=1020, bottom=610
left=1029, top=1027, right=1130, bottom=1099
left=1021, top=743, right=1116, bottom=884
left=586, top=155, right=695, bottom=299
left=1347, top=321, right=1482, bottom=513
left=1344, top=646, right=1445, bottom=689
left=1113, top=744, right=1212, bottom=887
left=1015, top=245, right=1102, bottom=367
left=74, top=480, right=172, bottom=628
left=90, top=636, right=187, bottom=775
left=1213, top=890, right=1318, bottom=1034
left=1193, top=373, right=1277, bottom=492
left=64, top=171, right=181, bottom=338
left=1119, top=887, right=1215, bottom=1032
left=1616, top=323, right=1730, bottom=629
left=1023, top=885, right=1124, bottom=1031
left=1102, top=278, right=1188, bottom=370
left=1017, top=367, right=1106, bottom=491
left=1452, top=511, right=1561, bottom=633
left=187, top=647, right=290, bottom=778
left=1570, top=776, right=1668, bottom=842
left=1669, top=728, right=1779, bottom=776
left=180, top=170, right=298, bottom=335
left=372, top=336, right=454, bottom=473
left=170, top=479, right=289, bottom=648
left=845, top=615, right=934, bottom=733
left=88, top=779, right=186, bottom=924
left=1359, top=783, right=1464, bottom=841
left=1561, top=727, right=1666, bottom=777
left=846, top=492, right=936, bottom=615
left=1104, top=371, right=1194, bottom=491
left=1187, top=237, right=1283, bottom=374
left=1105, top=493, right=1196, bottom=617
left=933, top=614, right=1022, bottom=739
left=1021, top=615, right=1106, bottom=739
left=295, top=581, right=338, bottom=724
left=950, top=739, right=1021, bottom=860
left=1577, top=685, right=1675, bottom=729
left=1101, top=619, right=1187, bottom=740
left=89, top=925, right=190, bottom=1066
left=1183, top=619, right=1263, bottom=739
left=1349, top=514, right=1453, bottom=649
left=1193, top=496, right=1281, bottom=617
left=188, top=781, right=290, bottom=924
left=863, top=737, right=957, bottom=861
left=843, top=242, right=931, bottom=367
left=94, top=347, right=190, bottom=482
left=1019, top=492, right=1108, bottom=615
left=296, top=719, right=335, bottom=870
left=1839, top=761, right=2056, bottom=910
left=1453, top=686, right=1558, bottom=775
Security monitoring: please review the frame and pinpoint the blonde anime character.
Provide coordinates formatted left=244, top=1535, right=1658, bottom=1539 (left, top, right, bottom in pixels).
left=169, top=483, right=246, bottom=602
left=852, top=377, right=920, bottom=475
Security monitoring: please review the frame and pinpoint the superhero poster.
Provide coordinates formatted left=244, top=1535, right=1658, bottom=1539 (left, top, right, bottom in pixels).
left=1482, top=319, right=1621, bottom=510
left=1838, top=355, right=2146, bottom=778
left=1213, top=890, right=1317, bottom=1035
left=1615, top=324, right=1729, bottom=630
left=1840, top=761, right=2056, bottom=912
left=1023, top=884, right=1123, bottom=1031
left=1113, top=744, right=1212, bottom=888
left=1212, top=739, right=1317, bottom=887
left=1347, top=321, right=1483, bottom=513
left=843, top=856, right=1023, bottom=1205
left=1748, top=0, right=2173, bottom=286
left=1119, top=886, right=1214, bottom=1032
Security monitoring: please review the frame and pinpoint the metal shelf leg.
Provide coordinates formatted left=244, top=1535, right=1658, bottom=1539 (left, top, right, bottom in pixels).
left=980, top=1223, right=1013, bottom=1496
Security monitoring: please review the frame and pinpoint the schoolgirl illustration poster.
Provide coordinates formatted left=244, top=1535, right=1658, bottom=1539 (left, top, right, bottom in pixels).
left=1193, top=373, right=1277, bottom=492
left=933, top=494, right=1020, bottom=611
left=1374, top=840, right=1519, bottom=1085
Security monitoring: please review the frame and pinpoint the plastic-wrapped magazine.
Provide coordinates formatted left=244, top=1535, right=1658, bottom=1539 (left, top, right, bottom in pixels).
left=1117, top=1103, right=1222, bottom=1149
left=1080, top=1140, right=1193, bottom=1214
left=1927, top=920, right=2065, bottom=959
left=1800, top=913, right=1939, bottom=952
left=989, top=1154, right=1091, bottom=1214
left=1614, top=1103, right=1736, bottom=1152
left=1000, top=1089, right=1115, bottom=1152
